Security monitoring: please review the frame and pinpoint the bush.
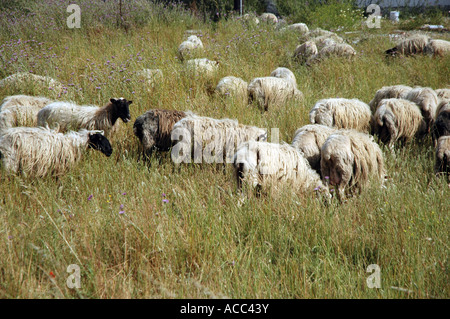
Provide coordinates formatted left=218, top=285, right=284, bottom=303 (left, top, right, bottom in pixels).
left=308, top=0, right=365, bottom=31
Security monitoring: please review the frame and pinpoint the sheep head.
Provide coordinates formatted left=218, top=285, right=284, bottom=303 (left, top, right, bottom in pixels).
left=321, top=134, right=354, bottom=190
left=88, top=132, right=112, bottom=157
left=110, top=97, right=132, bottom=123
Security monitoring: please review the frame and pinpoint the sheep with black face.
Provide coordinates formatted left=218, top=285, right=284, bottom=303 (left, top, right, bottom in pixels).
left=37, top=98, right=132, bottom=137
left=0, top=127, right=112, bottom=177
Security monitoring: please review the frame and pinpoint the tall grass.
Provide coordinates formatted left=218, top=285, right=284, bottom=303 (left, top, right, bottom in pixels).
left=0, top=1, right=449, bottom=298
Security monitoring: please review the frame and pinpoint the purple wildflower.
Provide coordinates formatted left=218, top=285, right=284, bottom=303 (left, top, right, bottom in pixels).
left=87, top=194, right=93, bottom=201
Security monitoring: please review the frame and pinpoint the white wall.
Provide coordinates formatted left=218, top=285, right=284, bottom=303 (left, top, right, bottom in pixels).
left=356, top=0, right=449, bottom=7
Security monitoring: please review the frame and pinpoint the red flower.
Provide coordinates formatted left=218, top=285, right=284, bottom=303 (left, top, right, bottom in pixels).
left=49, top=271, right=56, bottom=278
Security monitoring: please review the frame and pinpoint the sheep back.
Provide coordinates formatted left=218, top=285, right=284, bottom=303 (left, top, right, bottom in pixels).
left=368, top=85, right=412, bottom=112
left=0, top=127, right=89, bottom=177
left=291, top=124, right=339, bottom=172
left=233, top=141, right=325, bottom=195
left=373, top=98, right=426, bottom=146
left=309, top=98, right=372, bottom=132
left=320, top=130, right=385, bottom=197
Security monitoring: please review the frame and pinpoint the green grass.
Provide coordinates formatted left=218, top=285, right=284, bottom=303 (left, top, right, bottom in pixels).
left=0, top=3, right=449, bottom=299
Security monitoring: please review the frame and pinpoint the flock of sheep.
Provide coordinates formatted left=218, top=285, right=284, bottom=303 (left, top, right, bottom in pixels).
left=0, top=19, right=449, bottom=205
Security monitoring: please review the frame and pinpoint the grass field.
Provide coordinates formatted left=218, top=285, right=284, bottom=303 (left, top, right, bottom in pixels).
left=0, top=1, right=449, bottom=298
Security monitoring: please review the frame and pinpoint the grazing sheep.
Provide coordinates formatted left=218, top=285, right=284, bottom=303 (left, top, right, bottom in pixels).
left=385, top=34, right=430, bottom=56
left=307, top=43, right=356, bottom=65
left=0, top=72, right=63, bottom=93
left=186, top=58, right=219, bottom=78
left=184, top=30, right=203, bottom=36
left=424, top=39, right=450, bottom=57
left=260, top=13, right=278, bottom=24
left=431, top=101, right=450, bottom=145
left=0, top=127, right=112, bottom=178
left=435, top=135, right=450, bottom=179
left=242, top=13, right=260, bottom=25
left=310, top=34, right=344, bottom=50
left=293, top=41, right=318, bottom=62
left=404, top=87, right=439, bottom=133
left=248, top=77, right=303, bottom=112
left=305, top=28, right=336, bottom=39
left=135, top=69, right=163, bottom=90
left=280, top=23, right=309, bottom=35
left=178, top=35, right=204, bottom=61
left=171, top=114, right=267, bottom=164
left=133, top=109, right=187, bottom=156
left=269, top=67, right=297, bottom=87
left=320, top=130, right=385, bottom=199
left=435, top=88, right=450, bottom=103
left=215, top=76, right=248, bottom=105
left=368, top=85, right=413, bottom=112
left=291, top=124, right=340, bottom=173
left=37, top=98, right=132, bottom=136
left=233, top=141, right=327, bottom=196
left=309, top=98, right=372, bottom=132
left=373, top=98, right=427, bottom=148
left=0, top=95, right=53, bottom=128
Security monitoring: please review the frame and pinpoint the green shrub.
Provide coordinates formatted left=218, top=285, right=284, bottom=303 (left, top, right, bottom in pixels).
left=308, top=0, right=365, bottom=31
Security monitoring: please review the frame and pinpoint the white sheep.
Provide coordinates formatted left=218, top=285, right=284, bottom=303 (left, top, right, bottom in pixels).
left=368, top=85, right=413, bottom=112
left=135, top=69, right=163, bottom=91
left=259, top=13, right=278, bottom=24
left=233, top=141, right=327, bottom=196
left=307, top=43, right=357, bottom=65
left=404, top=87, right=439, bottom=133
left=248, top=77, right=303, bottom=112
left=320, top=130, right=385, bottom=200
left=305, top=28, right=336, bottom=39
left=186, top=58, right=219, bottom=79
left=424, top=39, right=450, bottom=57
left=0, top=72, right=63, bottom=93
left=171, top=114, right=267, bottom=164
left=309, top=34, right=344, bottom=50
left=309, top=98, right=372, bottom=132
left=435, top=88, right=450, bottom=103
left=293, top=41, right=318, bottom=62
left=0, top=95, right=53, bottom=129
left=178, top=35, right=204, bottom=61
left=373, top=98, right=427, bottom=148
left=291, top=124, right=340, bottom=173
left=435, top=135, right=450, bottom=179
left=37, top=97, right=132, bottom=136
left=280, top=23, right=309, bottom=35
left=0, top=127, right=112, bottom=177
left=241, top=13, right=260, bottom=25
left=385, top=34, right=430, bottom=56
left=214, top=76, right=248, bottom=105
left=269, top=67, right=298, bottom=87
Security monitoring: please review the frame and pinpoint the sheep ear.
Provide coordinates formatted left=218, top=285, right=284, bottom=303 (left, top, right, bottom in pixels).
left=110, top=98, right=117, bottom=103
left=128, top=101, right=133, bottom=105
